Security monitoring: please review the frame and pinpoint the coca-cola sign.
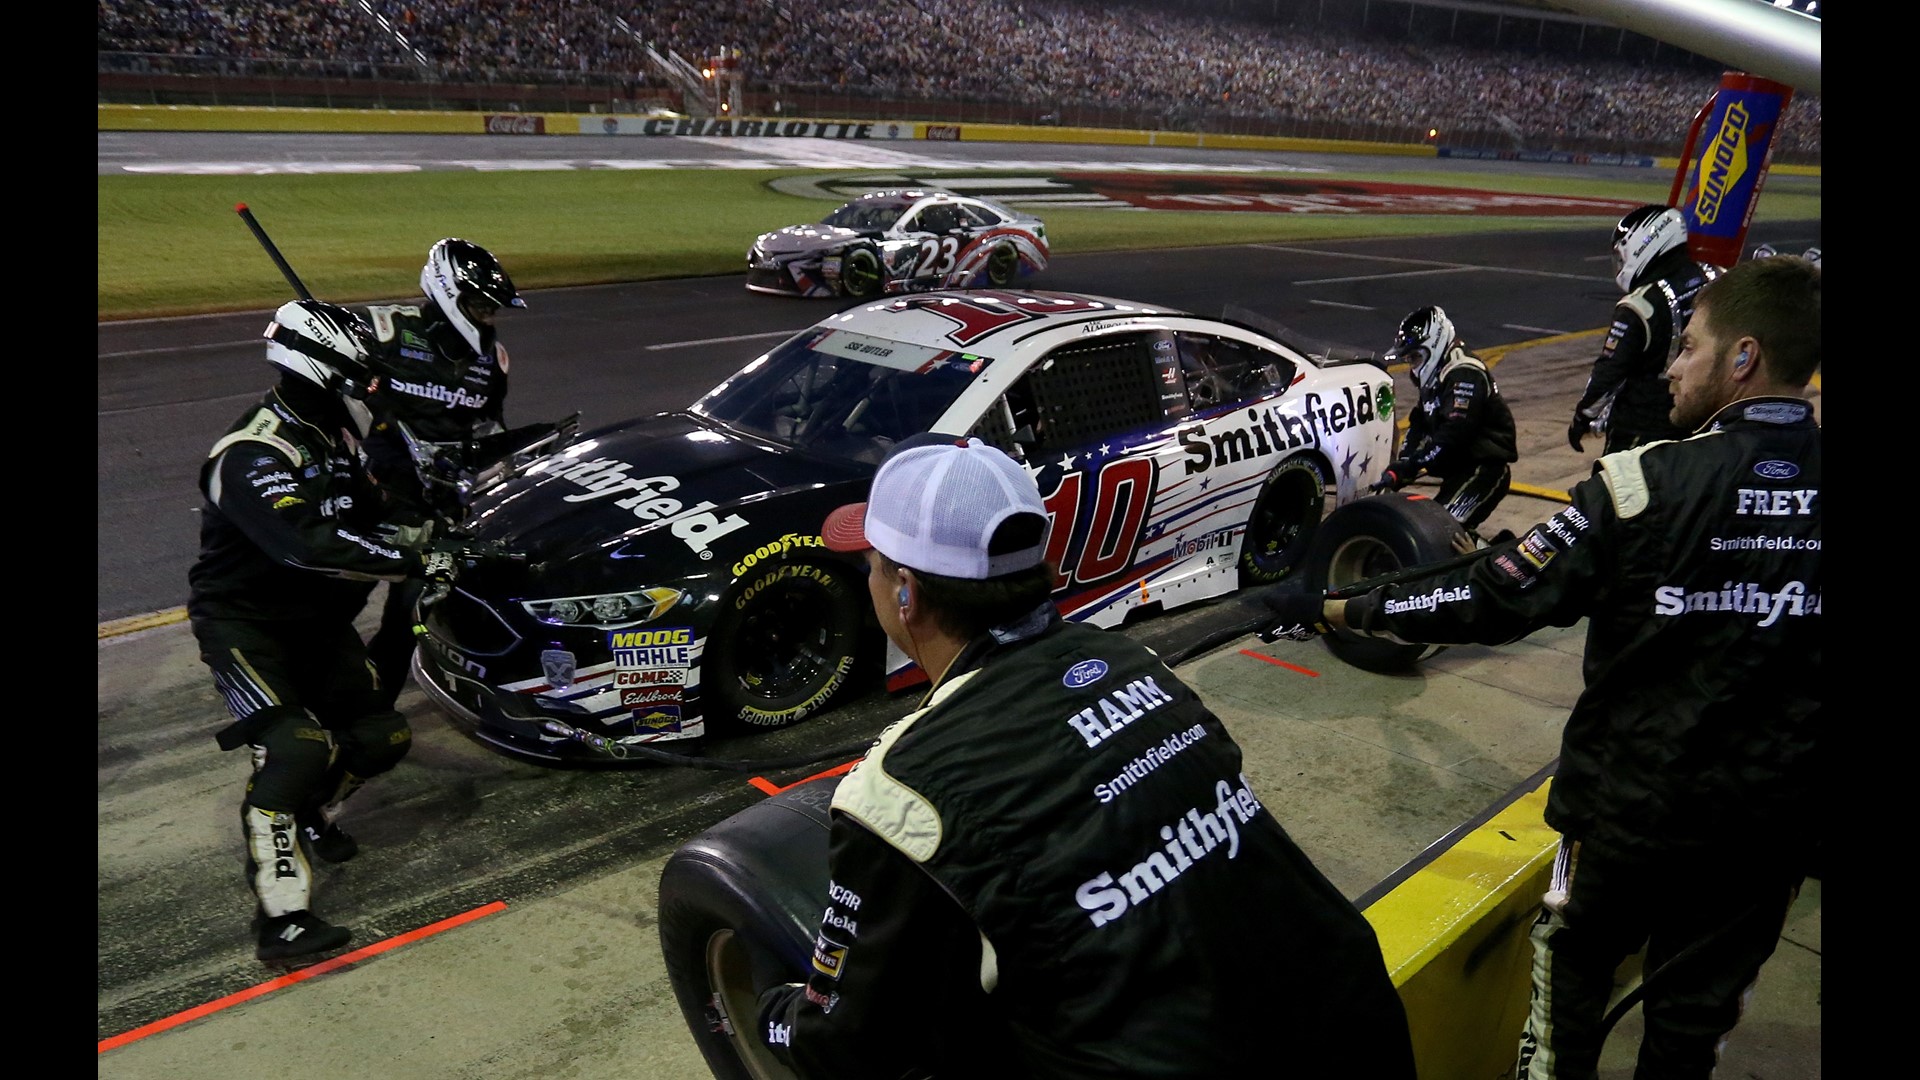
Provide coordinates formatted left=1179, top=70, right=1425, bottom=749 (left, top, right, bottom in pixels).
left=485, top=114, right=545, bottom=135
left=924, top=124, right=961, bottom=141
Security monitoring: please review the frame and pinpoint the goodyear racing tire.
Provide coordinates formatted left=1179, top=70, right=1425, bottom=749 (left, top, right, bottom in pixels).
left=1306, top=492, right=1464, bottom=673
left=1239, top=456, right=1331, bottom=588
left=985, top=242, right=1019, bottom=288
left=659, top=777, right=838, bottom=1080
left=839, top=246, right=884, bottom=300
left=704, top=561, right=864, bottom=736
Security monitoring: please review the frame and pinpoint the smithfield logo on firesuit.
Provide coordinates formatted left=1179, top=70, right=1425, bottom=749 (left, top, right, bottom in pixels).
left=525, top=457, right=748, bottom=557
left=1383, top=585, right=1472, bottom=615
left=1653, top=579, right=1820, bottom=628
left=1178, top=387, right=1378, bottom=474
left=1075, top=775, right=1266, bottom=927
left=383, top=377, right=490, bottom=411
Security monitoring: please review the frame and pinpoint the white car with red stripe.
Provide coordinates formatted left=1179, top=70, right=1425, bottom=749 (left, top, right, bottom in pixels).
left=415, top=289, right=1395, bottom=763
left=745, top=190, right=1049, bottom=299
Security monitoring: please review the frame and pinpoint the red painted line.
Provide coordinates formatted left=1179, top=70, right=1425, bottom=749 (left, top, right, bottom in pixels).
left=749, top=756, right=862, bottom=797
left=1238, top=649, right=1320, bottom=677
left=97, top=900, right=510, bottom=1054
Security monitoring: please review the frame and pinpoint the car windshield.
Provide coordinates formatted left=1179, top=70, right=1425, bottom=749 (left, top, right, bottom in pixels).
left=821, top=199, right=910, bottom=231
left=691, top=327, right=990, bottom=464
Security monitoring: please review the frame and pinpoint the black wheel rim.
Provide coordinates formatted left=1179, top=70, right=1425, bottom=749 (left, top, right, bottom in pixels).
left=731, top=579, right=846, bottom=702
left=1242, top=466, right=1326, bottom=579
left=843, top=252, right=880, bottom=297
left=989, top=245, right=1016, bottom=284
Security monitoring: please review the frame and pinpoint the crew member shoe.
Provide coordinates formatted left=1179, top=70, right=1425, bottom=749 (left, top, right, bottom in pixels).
left=254, top=910, right=352, bottom=964
left=297, top=810, right=359, bottom=864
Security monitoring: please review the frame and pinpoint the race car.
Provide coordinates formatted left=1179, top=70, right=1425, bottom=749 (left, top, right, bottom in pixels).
left=745, top=190, right=1049, bottom=299
left=412, top=289, right=1397, bottom=763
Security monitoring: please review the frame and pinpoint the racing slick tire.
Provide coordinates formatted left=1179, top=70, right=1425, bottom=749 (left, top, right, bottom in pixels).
left=838, top=246, right=884, bottom=301
left=985, top=242, right=1019, bottom=288
left=1306, top=492, right=1463, bottom=673
left=1238, top=455, right=1331, bottom=588
left=660, top=777, right=839, bottom=1080
left=703, top=560, right=865, bottom=736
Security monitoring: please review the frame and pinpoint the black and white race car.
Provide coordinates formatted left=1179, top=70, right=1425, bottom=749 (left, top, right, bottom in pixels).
left=746, top=190, right=1049, bottom=299
left=413, top=289, right=1403, bottom=763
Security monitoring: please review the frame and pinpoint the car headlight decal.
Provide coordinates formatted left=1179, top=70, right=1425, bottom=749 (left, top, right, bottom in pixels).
left=522, top=586, right=686, bottom=629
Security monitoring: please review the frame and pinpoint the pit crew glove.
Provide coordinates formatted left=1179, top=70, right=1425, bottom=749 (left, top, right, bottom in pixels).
left=1256, top=579, right=1333, bottom=643
left=1566, top=411, right=1589, bottom=453
left=1369, top=469, right=1405, bottom=495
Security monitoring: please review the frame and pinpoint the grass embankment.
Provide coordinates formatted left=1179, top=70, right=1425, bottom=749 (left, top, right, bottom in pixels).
left=97, top=168, right=1821, bottom=321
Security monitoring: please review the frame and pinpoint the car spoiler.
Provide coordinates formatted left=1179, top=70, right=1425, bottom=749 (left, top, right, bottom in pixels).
left=1219, top=305, right=1387, bottom=371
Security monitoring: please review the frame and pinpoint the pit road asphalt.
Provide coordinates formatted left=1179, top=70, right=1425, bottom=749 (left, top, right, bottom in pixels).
left=98, top=134, right=1822, bottom=1077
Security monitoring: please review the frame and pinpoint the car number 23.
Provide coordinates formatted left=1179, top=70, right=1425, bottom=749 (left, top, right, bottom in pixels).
left=914, top=236, right=961, bottom=278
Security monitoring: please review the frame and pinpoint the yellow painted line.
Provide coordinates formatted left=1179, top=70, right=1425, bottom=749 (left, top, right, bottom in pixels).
left=1510, top=481, right=1572, bottom=504
left=99, top=608, right=188, bottom=640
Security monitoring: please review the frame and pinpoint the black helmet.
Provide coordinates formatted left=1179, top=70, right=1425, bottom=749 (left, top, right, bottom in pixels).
left=421, top=238, right=525, bottom=356
left=1610, top=204, right=1687, bottom=292
left=1384, top=306, right=1456, bottom=391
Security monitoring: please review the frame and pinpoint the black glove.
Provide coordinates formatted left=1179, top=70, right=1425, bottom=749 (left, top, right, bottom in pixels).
left=1256, top=580, right=1333, bottom=643
left=1369, top=469, right=1405, bottom=496
left=1566, top=411, right=1589, bottom=453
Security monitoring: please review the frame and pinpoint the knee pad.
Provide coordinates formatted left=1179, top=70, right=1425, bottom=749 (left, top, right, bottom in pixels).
left=334, top=710, right=413, bottom=779
left=243, top=706, right=337, bottom=812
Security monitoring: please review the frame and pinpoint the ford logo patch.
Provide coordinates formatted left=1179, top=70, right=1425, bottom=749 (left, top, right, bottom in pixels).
left=1063, top=659, right=1109, bottom=688
left=1753, top=460, right=1800, bottom=480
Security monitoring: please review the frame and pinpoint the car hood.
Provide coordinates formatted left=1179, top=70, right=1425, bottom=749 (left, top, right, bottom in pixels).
left=755, top=224, right=869, bottom=256
left=461, top=412, right=869, bottom=567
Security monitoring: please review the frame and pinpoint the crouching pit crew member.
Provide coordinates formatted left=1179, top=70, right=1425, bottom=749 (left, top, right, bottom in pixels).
left=187, top=300, right=471, bottom=964
left=757, top=434, right=1415, bottom=1078
left=1262, top=255, right=1820, bottom=1078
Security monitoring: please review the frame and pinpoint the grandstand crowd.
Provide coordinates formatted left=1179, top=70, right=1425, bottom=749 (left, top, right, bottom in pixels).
left=98, top=0, right=1821, bottom=157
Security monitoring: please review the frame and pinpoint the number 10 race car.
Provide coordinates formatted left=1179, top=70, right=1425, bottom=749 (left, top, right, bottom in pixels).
left=746, top=190, right=1049, bottom=299
left=412, top=289, right=1397, bottom=763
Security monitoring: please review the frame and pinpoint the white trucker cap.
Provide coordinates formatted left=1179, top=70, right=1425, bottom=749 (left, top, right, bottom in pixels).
left=822, top=435, right=1048, bottom=580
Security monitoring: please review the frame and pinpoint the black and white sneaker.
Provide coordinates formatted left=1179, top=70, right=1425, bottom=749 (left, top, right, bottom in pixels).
left=297, top=810, right=359, bottom=864
left=255, top=910, right=352, bottom=964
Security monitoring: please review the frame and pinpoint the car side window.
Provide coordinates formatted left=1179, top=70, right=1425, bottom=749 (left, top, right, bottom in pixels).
left=915, top=205, right=957, bottom=234
left=957, top=204, right=999, bottom=228
left=974, top=332, right=1173, bottom=458
left=1175, top=332, right=1296, bottom=411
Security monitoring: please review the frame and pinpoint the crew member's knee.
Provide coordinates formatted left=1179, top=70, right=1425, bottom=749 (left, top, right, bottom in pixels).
left=243, top=706, right=336, bottom=811
left=336, top=710, right=413, bottom=778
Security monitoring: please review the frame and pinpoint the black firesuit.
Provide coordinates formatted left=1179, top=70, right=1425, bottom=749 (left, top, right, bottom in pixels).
left=1343, top=396, right=1820, bottom=1077
left=188, top=376, right=426, bottom=919
left=1387, top=343, right=1517, bottom=531
left=358, top=301, right=510, bottom=706
left=758, top=607, right=1414, bottom=1079
left=1574, top=247, right=1722, bottom=454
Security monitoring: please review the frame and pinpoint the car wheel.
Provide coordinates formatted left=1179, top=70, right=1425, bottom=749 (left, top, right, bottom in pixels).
left=704, top=560, right=864, bottom=734
left=1306, top=492, right=1464, bottom=673
left=1238, top=456, right=1330, bottom=587
left=985, top=243, right=1019, bottom=287
left=660, top=778, right=838, bottom=1080
left=838, top=246, right=884, bottom=300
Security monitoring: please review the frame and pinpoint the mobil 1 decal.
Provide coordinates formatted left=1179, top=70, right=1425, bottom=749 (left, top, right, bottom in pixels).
left=1052, top=173, right=1647, bottom=215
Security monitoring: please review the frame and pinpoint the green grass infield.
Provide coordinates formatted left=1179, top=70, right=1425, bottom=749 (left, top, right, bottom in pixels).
left=97, top=168, right=1821, bottom=321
